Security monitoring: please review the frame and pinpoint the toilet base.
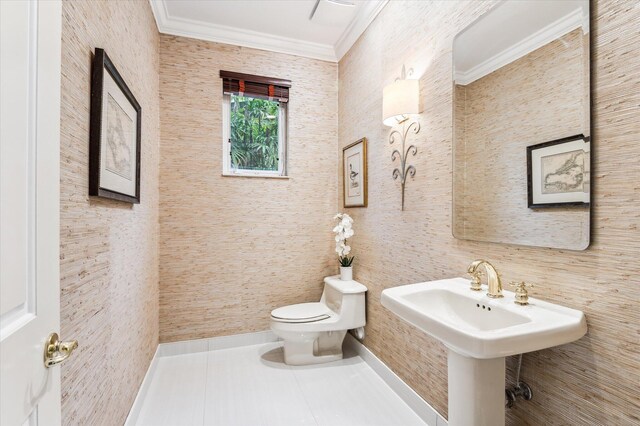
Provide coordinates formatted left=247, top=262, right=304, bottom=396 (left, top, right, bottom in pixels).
left=279, top=330, right=348, bottom=366
left=283, top=340, right=343, bottom=365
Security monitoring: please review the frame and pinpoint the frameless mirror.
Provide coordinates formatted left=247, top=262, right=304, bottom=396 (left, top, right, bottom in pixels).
left=452, top=0, right=590, bottom=250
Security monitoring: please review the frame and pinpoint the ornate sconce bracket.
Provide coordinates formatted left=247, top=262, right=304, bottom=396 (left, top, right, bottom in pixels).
left=390, top=120, right=420, bottom=211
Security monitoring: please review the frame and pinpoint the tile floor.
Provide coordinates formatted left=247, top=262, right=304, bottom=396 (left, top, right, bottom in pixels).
left=135, top=342, right=428, bottom=426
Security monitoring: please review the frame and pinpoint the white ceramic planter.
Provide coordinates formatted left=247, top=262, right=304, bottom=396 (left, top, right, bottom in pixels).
left=340, top=266, right=353, bottom=281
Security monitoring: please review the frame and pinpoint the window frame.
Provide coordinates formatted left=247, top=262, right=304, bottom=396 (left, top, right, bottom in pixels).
left=222, top=94, right=288, bottom=178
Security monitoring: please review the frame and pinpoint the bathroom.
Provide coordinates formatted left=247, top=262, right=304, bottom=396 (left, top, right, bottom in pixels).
left=1, top=0, right=638, bottom=425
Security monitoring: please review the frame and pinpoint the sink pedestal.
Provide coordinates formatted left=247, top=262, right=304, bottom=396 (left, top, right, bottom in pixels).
left=448, top=350, right=505, bottom=426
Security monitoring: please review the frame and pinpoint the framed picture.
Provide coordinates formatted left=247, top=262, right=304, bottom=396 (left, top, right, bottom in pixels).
left=527, top=134, right=590, bottom=208
left=343, top=138, right=368, bottom=208
left=89, top=48, right=141, bottom=203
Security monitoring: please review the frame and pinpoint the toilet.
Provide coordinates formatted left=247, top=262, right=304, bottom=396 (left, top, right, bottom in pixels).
left=270, top=276, right=367, bottom=366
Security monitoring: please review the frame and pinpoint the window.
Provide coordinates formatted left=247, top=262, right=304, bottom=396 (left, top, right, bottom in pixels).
left=223, top=94, right=286, bottom=176
left=220, top=71, right=291, bottom=177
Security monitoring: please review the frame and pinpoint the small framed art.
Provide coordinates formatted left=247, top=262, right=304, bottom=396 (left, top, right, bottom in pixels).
left=343, top=138, right=368, bottom=208
left=89, top=48, right=141, bottom=203
left=527, top=134, right=590, bottom=208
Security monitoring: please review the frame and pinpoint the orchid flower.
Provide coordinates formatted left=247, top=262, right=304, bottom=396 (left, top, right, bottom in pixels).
left=333, top=213, right=355, bottom=267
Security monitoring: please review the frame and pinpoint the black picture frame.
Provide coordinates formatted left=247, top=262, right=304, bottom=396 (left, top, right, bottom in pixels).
left=89, top=48, right=141, bottom=204
left=527, top=134, right=590, bottom=208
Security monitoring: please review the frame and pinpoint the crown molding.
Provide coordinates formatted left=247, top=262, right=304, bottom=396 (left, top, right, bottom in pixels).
left=334, top=0, right=388, bottom=61
left=455, top=7, right=585, bottom=85
left=149, top=0, right=336, bottom=61
left=149, top=0, right=388, bottom=63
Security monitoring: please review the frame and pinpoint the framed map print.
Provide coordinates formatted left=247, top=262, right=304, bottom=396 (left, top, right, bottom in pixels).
left=527, top=134, right=590, bottom=208
left=89, top=48, right=141, bottom=203
left=343, top=138, right=367, bottom=208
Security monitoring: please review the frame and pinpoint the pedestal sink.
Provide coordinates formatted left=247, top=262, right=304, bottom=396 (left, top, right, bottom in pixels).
left=381, top=277, right=587, bottom=426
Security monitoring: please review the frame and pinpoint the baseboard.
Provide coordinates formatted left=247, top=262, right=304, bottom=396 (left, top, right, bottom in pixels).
left=125, top=346, right=160, bottom=426
left=344, top=334, right=448, bottom=426
left=125, top=330, right=446, bottom=426
left=157, top=330, right=279, bottom=357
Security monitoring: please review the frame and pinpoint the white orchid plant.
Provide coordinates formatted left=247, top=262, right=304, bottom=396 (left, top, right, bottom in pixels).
left=333, top=213, right=355, bottom=267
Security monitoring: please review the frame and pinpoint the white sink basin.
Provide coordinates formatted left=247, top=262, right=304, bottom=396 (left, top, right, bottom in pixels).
left=381, top=277, right=587, bottom=359
left=382, top=277, right=588, bottom=426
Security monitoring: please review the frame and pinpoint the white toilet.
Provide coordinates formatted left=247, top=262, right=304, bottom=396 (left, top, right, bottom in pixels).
left=270, top=276, right=367, bottom=366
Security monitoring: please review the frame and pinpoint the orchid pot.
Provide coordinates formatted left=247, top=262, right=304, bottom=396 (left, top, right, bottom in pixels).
left=340, top=266, right=353, bottom=281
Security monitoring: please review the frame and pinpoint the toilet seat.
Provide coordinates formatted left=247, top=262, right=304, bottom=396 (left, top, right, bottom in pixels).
left=271, top=303, right=332, bottom=323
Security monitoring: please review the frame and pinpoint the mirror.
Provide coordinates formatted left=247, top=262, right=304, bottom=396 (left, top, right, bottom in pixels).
left=452, top=0, right=590, bottom=250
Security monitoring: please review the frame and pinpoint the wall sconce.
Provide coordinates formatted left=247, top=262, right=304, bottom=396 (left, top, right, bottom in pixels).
left=382, top=65, right=421, bottom=211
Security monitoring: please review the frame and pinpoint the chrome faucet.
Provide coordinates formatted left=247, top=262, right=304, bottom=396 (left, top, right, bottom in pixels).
left=467, top=260, right=503, bottom=298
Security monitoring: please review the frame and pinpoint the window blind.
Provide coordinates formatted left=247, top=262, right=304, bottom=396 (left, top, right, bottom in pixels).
left=220, top=70, right=291, bottom=103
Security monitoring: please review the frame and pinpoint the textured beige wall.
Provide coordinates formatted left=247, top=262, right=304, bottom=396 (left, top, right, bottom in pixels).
left=158, top=36, right=339, bottom=343
left=454, top=28, right=590, bottom=249
left=339, top=0, right=640, bottom=424
left=60, top=0, right=159, bottom=424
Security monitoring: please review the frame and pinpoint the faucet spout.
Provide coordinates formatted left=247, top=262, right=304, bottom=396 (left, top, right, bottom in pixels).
left=467, top=260, right=503, bottom=298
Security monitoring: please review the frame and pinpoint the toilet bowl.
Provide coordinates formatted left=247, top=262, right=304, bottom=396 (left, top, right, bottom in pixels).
left=270, top=276, right=367, bottom=366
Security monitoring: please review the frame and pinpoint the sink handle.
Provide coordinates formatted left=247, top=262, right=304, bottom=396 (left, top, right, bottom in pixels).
left=468, top=271, right=483, bottom=291
left=510, top=281, right=534, bottom=305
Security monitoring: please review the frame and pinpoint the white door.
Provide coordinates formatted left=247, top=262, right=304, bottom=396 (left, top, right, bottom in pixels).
left=1, top=1, right=67, bottom=425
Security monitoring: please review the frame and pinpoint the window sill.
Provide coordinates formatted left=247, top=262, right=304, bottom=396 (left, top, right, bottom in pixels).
left=221, top=173, right=290, bottom=180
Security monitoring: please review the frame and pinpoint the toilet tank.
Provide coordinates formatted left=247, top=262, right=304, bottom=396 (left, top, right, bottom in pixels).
left=321, top=276, right=367, bottom=328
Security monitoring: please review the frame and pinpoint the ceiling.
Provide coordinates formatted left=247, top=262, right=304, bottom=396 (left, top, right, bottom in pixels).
left=454, top=0, right=588, bottom=84
left=149, top=0, right=389, bottom=62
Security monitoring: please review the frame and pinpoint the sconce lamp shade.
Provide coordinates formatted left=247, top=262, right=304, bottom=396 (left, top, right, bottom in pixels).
left=382, top=79, right=420, bottom=126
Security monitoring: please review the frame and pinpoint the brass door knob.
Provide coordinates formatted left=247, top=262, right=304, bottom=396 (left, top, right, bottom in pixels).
left=44, top=333, right=78, bottom=368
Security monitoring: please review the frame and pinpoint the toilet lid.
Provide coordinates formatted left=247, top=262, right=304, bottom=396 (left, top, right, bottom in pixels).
left=271, top=303, right=332, bottom=323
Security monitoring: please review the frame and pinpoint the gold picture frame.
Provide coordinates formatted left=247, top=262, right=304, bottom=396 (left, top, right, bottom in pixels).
left=342, top=138, right=368, bottom=208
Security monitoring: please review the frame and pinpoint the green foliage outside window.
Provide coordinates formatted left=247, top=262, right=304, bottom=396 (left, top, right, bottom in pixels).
left=230, top=95, right=281, bottom=171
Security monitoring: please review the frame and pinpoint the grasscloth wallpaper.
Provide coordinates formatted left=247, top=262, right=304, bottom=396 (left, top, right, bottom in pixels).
left=454, top=28, right=590, bottom=249
left=56, top=0, right=639, bottom=424
left=339, top=0, right=639, bottom=424
left=158, top=36, right=339, bottom=343
left=60, top=0, right=159, bottom=424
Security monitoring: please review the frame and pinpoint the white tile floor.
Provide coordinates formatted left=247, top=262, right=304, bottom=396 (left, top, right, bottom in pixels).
left=135, top=342, right=428, bottom=426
